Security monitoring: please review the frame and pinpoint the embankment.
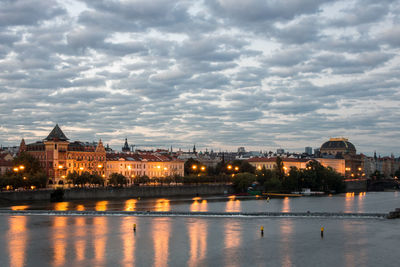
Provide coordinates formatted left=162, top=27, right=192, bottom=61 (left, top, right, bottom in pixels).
left=0, top=184, right=234, bottom=202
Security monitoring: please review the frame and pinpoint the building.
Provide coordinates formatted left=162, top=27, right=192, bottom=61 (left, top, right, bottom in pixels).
left=106, top=152, right=184, bottom=180
left=20, top=124, right=106, bottom=185
left=247, top=157, right=345, bottom=175
left=0, top=152, right=13, bottom=175
left=305, top=147, right=313, bottom=155
left=320, top=138, right=356, bottom=156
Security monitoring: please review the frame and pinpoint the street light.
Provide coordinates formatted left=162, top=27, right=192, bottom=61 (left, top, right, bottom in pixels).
left=98, top=164, right=103, bottom=168
left=192, top=165, right=197, bottom=170
left=227, top=165, right=232, bottom=170
left=234, top=166, right=239, bottom=172
left=200, top=166, right=206, bottom=171
left=13, top=167, right=19, bottom=172
left=19, top=165, right=25, bottom=170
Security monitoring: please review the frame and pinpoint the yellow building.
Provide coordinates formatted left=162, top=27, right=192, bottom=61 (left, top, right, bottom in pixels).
left=106, top=152, right=184, bottom=181
left=247, top=157, right=345, bottom=175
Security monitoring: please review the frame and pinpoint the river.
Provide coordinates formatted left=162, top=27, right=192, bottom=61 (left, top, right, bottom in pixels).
left=0, top=191, right=399, bottom=267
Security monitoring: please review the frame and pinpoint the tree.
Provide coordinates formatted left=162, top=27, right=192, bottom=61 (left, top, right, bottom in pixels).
left=29, top=172, right=48, bottom=188
left=108, top=173, right=127, bottom=186
left=275, top=156, right=285, bottom=181
left=232, top=172, right=257, bottom=193
left=13, top=152, right=42, bottom=175
left=67, top=171, right=79, bottom=185
left=184, top=158, right=202, bottom=176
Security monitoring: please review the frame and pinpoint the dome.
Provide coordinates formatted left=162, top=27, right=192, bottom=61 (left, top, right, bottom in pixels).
left=320, top=138, right=356, bottom=155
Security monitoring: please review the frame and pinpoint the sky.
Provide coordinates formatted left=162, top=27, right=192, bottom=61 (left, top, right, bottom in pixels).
left=0, top=0, right=399, bottom=156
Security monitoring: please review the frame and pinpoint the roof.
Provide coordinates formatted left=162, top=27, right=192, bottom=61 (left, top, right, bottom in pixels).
left=106, top=152, right=182, bottom=162
left=44, top=124, right=69, bottom=141
left=247, top=157, right=309, bottom=163
left=321, top=139, right=356, bottom=152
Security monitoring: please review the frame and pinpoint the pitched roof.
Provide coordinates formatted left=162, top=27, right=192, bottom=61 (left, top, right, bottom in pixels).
left=44, top=124, right=69, bottom=141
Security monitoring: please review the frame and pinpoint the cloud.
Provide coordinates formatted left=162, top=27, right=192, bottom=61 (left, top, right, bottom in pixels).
left=0, top=0, right=399, bottom=156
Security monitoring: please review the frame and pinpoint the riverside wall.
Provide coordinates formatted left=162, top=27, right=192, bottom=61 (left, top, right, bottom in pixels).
left=0, top=185, right=234, bottom=202
left=345, top=180, right=368, bottom=192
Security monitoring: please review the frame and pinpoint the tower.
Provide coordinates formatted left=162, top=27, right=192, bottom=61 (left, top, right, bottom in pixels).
left=122, top=138, right=130, bottom=152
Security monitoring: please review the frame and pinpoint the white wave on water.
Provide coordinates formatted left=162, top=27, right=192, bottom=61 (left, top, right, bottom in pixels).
left=0, top=210, right=388, bottom=219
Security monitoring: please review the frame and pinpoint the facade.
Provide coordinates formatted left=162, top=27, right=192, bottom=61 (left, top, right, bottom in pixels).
left=0, top=152, right=13, bottom=175
left=106, top=152, right=184, bottom=180
left=247, top=157, right=346, bottom=175
left=20, top=124, right=106, bottom=185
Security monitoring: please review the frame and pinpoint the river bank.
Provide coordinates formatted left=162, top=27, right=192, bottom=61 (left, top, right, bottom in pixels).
left=0, top=184, right=234, bottom=202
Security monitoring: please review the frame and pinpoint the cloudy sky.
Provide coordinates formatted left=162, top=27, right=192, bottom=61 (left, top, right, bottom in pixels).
left=1, top=0, right=400, bottom=155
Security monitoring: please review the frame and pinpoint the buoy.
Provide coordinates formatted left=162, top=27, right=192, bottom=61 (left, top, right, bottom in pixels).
left=320, top=227, right=324, bottom=238
left=138, top=197, right=141, bottom=200
left=261, top=226, right=264, bottom=236
left=133, top=224, right=136, bottom=232
left=267, top=197, right=270, bottom=202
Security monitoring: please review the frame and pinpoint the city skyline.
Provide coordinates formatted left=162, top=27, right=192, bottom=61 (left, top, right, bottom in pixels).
left=1, top=0, right=400, bottom=156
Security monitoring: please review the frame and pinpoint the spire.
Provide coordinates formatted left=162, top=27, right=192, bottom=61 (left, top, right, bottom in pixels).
left=44, top=124, right=69, bottom=141
left=18, top=138, right=26, bottom=154
left=122, top=138, right=130, bottom=152
left=193, top=144, right=196, bottom=154
left=96, top=139, right=105, bottom=153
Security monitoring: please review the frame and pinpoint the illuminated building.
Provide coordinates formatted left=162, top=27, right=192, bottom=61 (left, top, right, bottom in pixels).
left=106, top=152, right=184, bottom=181
left=19, top=124, right=106, bottom=185
left=247, top=157, right=346, bottom=175
left=320, top=137, right=362, bottom=178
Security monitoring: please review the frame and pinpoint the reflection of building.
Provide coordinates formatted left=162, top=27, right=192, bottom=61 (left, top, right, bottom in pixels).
left=106, top=152, right=184, bottom=180
left=20, top=124, right=106, bottom=185
left=247, top=157, right=345, bottom=175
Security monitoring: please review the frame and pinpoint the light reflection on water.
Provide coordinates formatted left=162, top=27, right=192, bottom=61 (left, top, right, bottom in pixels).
left=282, top=197, right=291, bottom=212
left=188, top=220, right=207, bottom=267
left=1, top=192, right=400, bottom=267
left=124, top=199, right=137, bottom=211
left=8, top=216, right=27, bottom=267
left=280, top=219, right=294, bottom=267
left=94, top=217, right=108, bottom=267
left=154, top=199, right=170, bottom=212
left=52, top=217, right=68, bottom=266
left=121, top=217, right=136, bottom=267
left=74, top=217, right=86, bottom=263
left=190, top=199, right=208, bottom=212
left=224, top=221, right=242, bottom=267
left=225, top=198, right=241, bottom=212
left=153, top=218, right=170, bottom=267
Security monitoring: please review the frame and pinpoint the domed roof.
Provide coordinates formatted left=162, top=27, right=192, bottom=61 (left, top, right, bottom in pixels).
left=321, top=138, right=356, bottom=152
